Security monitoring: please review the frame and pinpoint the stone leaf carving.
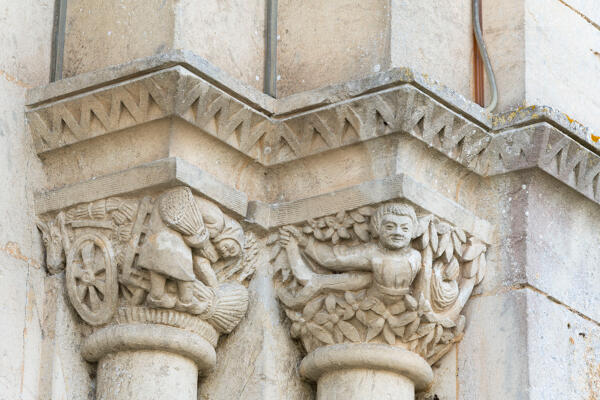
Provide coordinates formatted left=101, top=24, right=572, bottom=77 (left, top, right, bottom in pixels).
left=37, top=186, right=259, bottom=335
left=270, top=202, right=487, bottom=365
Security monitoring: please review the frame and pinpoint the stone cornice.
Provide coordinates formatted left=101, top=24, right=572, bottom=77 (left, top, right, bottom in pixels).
left=26, top=52, right=600, bottom=206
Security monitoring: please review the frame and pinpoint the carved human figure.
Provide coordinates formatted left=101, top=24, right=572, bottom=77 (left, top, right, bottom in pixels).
left=190, top=203, right=245, bottom=286
left=138, top=187, right=220, bottom=313
left=211, top=217, right=245, bottom=281
left=279, top=203, right=421, bottom=307
left=137, top=205, right=204, bottom=313
left=137, top=187, right=252, bottom=314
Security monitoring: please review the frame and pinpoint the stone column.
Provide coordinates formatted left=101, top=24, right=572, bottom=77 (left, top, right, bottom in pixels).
left=300, top=344, right=432, bottom=400
left=83, top=321, right=217, bottom=400
left=37, top=187, right=257, bottom=399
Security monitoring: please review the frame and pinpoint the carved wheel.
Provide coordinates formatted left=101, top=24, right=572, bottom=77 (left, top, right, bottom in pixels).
left=66, top=233, right=118, bottom=326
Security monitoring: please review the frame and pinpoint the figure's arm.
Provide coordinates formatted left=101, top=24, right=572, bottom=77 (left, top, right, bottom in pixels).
left=193, top=255, right=218, bottom=287
left=303, top=238, right=371, bottom=272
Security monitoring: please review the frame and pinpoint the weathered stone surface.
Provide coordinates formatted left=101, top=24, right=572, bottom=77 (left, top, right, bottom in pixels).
left=417, top=346, right=458, bottom=399
left=4, top=3, right=600, bottom=399
left=270, top=199, right=486, bottom=398
left=0, top=32, right=48, bottom=399
left=277, top=0, right=389, bottom=97
left=25, top=61, right=600, bottom=211
left=96, top=351, right=198, bottom=400
left=482, top=0, right=526, bottom=111
left=526, top=289, right=599, bottom=400
left=523, top=0, right=600, bottom=134
left=0, top=0, right=54, bottom=87
left=38, top=274, right=94, bottom=400
left=458, top=289, right=530, bottom=400
left=483, top=0, right=600, bottom=133
left=563, top=0, right=600, bottom=22
left=523, top=171, right=600, bottom=322
left=0, top=253, right=30, bottom=400
left=198, top=254, right=313, bottom=400
left=36, top=186, right=258, bottom=399
left=316, top=368, right=414, bottom=400
left=391, top=0, right=474, bottom=101
left=63, top=0, right=266, bottom=90
left=34, top=158, right=250, bottom=217
left=459, top=288, right=600, bottom=399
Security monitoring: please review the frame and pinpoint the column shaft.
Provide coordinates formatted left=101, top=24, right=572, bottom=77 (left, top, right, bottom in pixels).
left=317, top=368, right=414, bottom=400
left=96, top=350, right=198, bottom=400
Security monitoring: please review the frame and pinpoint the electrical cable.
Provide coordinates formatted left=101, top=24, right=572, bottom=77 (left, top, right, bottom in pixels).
left=473, top=0, right=498, bottom=112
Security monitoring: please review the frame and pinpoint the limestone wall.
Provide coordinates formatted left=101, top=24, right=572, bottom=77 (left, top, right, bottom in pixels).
left=63, top=0, right=266, bottom=90
left=60, top=0, right=600, bottom=133
left=0, top=1, right=50, bottom=399
left=0, top=2, right=94, bottom=399
left=485, top=0, right=600, bottom=131
left=277, top=0, right=600, bottom=134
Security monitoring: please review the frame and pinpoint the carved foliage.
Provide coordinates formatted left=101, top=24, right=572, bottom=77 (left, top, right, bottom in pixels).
left=270, top=203, right=487, bottom=365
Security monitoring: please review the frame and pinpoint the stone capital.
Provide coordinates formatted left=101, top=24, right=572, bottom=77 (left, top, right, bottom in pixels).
left=270, top=198, right=489, bottom=399
left=37, top=186, right=258, bottom=399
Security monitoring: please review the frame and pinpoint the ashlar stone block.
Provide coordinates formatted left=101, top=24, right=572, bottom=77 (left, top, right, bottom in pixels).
left=63, top=0, right=266, bottom=90
left=459, top=288, right=600, bottom=399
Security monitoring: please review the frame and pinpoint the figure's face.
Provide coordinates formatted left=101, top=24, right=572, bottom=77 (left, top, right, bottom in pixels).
left=378, top=215, right=413, bottom=249
left=216, top=239, right=242, bottom=258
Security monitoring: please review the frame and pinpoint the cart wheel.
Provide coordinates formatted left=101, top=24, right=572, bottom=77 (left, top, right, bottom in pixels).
left=66, top=233, right=118, bottom=325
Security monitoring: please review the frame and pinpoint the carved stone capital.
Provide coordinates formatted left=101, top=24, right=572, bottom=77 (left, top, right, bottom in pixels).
left=271, top=201, right=488, bottom=399
left=37, top=186, right=259, bottom=399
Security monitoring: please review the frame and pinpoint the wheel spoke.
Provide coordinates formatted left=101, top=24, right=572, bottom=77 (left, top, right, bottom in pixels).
left=77, top=284, right=87, bottom=301
left=88, top=286, right=101, bottom=311
left=81, top=242, right=95, bottom=267
left=94, top=280, right=106, bottom=295
left=71, top=264, right=84, bottom=279
left=93, top=256, right=106, bottom=274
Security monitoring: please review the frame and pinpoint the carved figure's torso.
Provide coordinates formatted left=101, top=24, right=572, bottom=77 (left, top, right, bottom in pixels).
left=370, top=247, right=421, bottom=296
left=138, top=206, right=195, bottom=281
left=307, top=240, right=422, bottom=296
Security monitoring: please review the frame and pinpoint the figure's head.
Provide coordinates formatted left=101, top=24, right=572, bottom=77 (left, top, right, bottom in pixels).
left=371, top=203, right=417, bottom=249
left=214, top=217, right=245, bottom=259
left=216, top=238, right=242, bottom=258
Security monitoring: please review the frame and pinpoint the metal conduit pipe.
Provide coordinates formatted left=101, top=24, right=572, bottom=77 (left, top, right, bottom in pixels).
left=264, top=0, right=278, bottom=97
left=473, top=0, right=498, bottom=113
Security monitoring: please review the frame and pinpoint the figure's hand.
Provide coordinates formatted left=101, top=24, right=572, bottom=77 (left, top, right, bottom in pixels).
left=199, top=239, right=219, bottom=263
left=193, top=256, right=219, bottom=287
left=279, top=226, right=308, bottom=248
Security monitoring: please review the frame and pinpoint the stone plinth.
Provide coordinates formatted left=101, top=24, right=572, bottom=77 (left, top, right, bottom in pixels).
left=300, top=344, right=432, bottom=400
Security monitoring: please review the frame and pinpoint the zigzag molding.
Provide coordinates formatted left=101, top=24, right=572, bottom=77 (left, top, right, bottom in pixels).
left=26, top=66, right=600, bottom=206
